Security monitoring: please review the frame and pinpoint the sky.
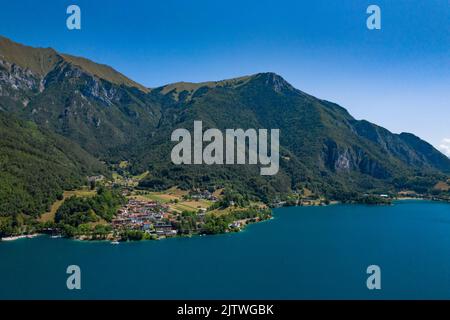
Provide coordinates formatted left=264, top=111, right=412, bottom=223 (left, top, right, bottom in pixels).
left=0, top=0, right=449, bottom=154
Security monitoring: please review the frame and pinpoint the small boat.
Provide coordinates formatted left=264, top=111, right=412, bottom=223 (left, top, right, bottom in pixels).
left=111, top=241, right=120, bottom=245
left=50, top=235, right=63, bottom=239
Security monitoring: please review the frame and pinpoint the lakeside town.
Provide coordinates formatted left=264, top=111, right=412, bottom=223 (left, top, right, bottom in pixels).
left=1, top=164, right=450, bottom=242
left=0, top=167, right=274, bottom=242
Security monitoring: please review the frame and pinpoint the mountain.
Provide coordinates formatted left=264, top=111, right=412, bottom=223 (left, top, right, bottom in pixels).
left=0, top=35, right=158, bottom=159
left=137, top=72, right=450, bottom=200
left=1, top=35, right=449, bottom=211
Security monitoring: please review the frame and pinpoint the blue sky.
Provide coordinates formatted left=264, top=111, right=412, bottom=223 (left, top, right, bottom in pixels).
left=1, top=0, right=449, bottom=153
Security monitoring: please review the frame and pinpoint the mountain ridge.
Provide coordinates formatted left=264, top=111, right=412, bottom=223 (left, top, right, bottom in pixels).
left=1, top=35, right=449, bottom=210
left=0, top=35, right=149, bottom=92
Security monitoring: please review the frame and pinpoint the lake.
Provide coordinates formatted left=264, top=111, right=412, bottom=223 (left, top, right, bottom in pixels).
left=1, top=200, right=450, bottom=299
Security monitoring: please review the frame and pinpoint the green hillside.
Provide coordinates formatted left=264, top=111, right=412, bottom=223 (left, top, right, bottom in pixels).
left=0, top=113, right=106, bottom=218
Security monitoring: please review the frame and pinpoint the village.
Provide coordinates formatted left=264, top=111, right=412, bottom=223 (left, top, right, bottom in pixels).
left=109, top=186, right=237, bottom=241
left=84, top=167, right=263, bottom=241
left=112, top=199, right=177, bottom=238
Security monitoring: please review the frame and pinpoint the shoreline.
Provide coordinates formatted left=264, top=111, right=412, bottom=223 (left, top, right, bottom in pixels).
left=3, top=198, right=449, bottom=243
left=0, top=234, right=41, bottom=242
left=1, top=216, right=273, bottom=243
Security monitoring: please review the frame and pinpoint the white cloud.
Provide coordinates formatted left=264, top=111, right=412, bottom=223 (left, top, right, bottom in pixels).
left=438, top=138, right=450, bottom=157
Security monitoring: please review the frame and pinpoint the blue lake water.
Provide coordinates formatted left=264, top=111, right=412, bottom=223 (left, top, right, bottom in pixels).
left=1, top=200, right=450, bottom=299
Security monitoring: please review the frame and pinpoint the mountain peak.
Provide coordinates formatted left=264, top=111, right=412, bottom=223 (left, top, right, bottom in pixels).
left=157, top=72, right=298, bottom=101
left=0, top=36, right=60, bottom=76
left=252, top=71, right=282, bottom=78
left=249, top=72, right=296, bottom=93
